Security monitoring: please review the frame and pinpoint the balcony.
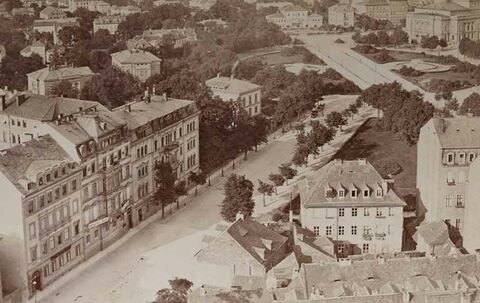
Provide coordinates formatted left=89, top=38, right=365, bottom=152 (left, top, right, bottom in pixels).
left=363, top=233, right=373, bottom=241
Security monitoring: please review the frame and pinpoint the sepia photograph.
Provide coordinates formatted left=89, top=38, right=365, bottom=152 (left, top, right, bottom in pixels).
left=0, top=0, right=478, bottom=301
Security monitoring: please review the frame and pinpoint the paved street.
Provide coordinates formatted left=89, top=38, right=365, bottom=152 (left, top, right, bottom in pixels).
left=298, top=33, right=440, bottom=105
left=34, top=95, right=368, bottom=303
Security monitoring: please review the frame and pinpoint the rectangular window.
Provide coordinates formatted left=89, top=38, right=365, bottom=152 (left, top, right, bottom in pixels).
left=457, top=194, right=464, bottom=207
left=31, top=246, right=37, bottom=262
left=364, top=208, right=370, bottom=216
left=62, top=184, right=67, bottom=196
left=54, top=188, right=60, bottom=200
left=326, top=226, right=332, bottom=236
left=49, top=237, right=55, bottom=249
left=456, top=219, right=461, bottom=229
left=42, top=241, right=48, bottom=255
left=73, top=199, right=79, bottom=214
left=388, top=208, right=394, bottom=216
left=64, top=228, right=70, bottom=241
left=338, top=208, right=345, bottom=217
left=313, top=226, right=319, bottom=236
left=27, top=200, right=34, bottom=214
left=363, top=243, right=369, bottom=254
left=75, top=244, right=81, bottom=256
left=39, top=195, right=45, bottom=208
left=338, top=226, right=345, bottom=236
left=376, top=208, right=383, bottom=217
left=351, top=208, right=357, bottom=217
left=337, top=243, right=345, bottom=253
left=351, top=225, right=357, bottom=235
left=29, top=223, right=36, bottom=239
left=71, top=179, right=77, bottom=191
left=44, top=265, right=50, bottom=277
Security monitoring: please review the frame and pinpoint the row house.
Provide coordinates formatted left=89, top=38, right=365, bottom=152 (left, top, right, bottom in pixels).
left=111, top=49, right=162, bottom=82
left=112, top=92, right=200, bottom=225
left=27, top=66, right=95, bottom=96
left=266, top=5, right=324, bottom=29
left=0, top=90, right=200, bottom=299
left=417, top=117, right=480, bottom=232
left=93, top=15, right=125, bottom=35
left=299, top=159, right=405, bottom=257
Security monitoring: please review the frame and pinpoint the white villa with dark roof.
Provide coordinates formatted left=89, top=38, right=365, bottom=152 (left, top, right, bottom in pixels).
left=205, top=75, right=262, bottom=116
left=27, top=66, right=95, bottom=96
left=417, top=117, right=480, bottom=232
left=299, top=159, right=405, bottom=257
left=266, top=5, right=323, bottom=29
left=111, top=49, right=162, bottom=82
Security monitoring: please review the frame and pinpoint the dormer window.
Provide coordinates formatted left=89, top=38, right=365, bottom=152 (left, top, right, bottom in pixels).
left=363, top=189, right=369, bottom=197
left=351, top=189, right=357, bottom=198
left=27, top=183, right=33, bottom=190
left=46, top=173, right=51, bottom=182
left=338, top=189, right=345, bottom=198
left=38, top=176, right=43, bottom=186
left=458, top=152, right=466, bottom=165
left=376, top=188, right=383, bottom=197
left=447, top=153, right=455, bottom=165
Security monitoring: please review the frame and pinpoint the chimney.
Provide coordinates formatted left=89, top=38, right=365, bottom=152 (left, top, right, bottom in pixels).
left=125, top=104, right=131, bottom=112
left=236, top=212, right=244, bottom=221
left=358, top=158, right=367, bottom=165
left=217, top=73, right=220, bottom=79
left=79, top=106, right=83, bottom=112
left=0, top=94, right=5, bottom=111
left=16, top=94, right=26, bottom=107
left=162, top=92, right=167, bottom=101
left=57, top=113, right=64, bottom=121
left=144, top=89, right=150, bottom=103
left=152, top=85, right=156, bottom=95
left=402, top=289, right=411, bottom=303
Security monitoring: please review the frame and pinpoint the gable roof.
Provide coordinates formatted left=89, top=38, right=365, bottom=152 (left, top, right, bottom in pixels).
left=27, top=66, right=95, bottom=82
left=205, top=76, right=262, bottom=94
left=430, top=117, right=480, bottom=149
left=111, top=49, right=161, bottom=64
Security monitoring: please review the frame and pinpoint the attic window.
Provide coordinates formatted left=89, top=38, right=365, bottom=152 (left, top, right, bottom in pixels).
left=363, top=189, right=369, bottom=197
left=376, top=188, right=382, bottom=197
left=351, top=189, right=357, bottom=198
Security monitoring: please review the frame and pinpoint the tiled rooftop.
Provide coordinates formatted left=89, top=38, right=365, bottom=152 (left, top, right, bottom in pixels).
left=27, top=66, right=94, bottom=82
left=206, top=76, right=261, bottom=94
left=298, top=159, right=405, bottom=208
left=430, top=117, right=480, bottom=149
left=111, top=49, right=161, bottom=64
left=0, top=135, right=73, bottom=194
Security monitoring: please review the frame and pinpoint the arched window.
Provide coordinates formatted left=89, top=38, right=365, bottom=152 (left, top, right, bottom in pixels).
left=458, top=152, right=466, bottom=165
left=469, top=152, right=476, bottom=163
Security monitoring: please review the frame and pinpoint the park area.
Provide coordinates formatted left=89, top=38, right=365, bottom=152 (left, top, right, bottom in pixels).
left=238, top=45, right=325, bottom=67
left=334, top=118, right=417, bottom=211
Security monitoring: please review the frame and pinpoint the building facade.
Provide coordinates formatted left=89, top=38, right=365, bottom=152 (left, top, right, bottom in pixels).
left=111, top=49, right=162, bottom=82
left=405, top=0, right=480, bottom=44
left=205, top=75, right=262, bottom=116
left=416, top=117, right=480, bottom=232
left=33, top=18, right=79, bottom=45
left=463, top=155, right=480, bottom=253
left=93, top=15, right=125, bottom=35
left=39, top=6, right=67, bottom=19
left=299, top=159, right=405, bottom=257
left=354, top=0, right=408, bottom=26
left=112, top=92, right=200, bottom=226
left=266, top=5, right=324, bottom=29
left=328, top=3, right=355, bottom=27
left=27, top=66, right=95, bottom=96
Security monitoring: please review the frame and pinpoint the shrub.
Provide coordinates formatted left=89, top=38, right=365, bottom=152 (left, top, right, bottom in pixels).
left=335, top=38, right=345, bottom=44
left=398, top=65, right=424, bottom=77
left=373, top=50, right=394, bottom=63
left=428, top=78, right=470, bottom=93
left=272, top=212, right=288, bottom=222
left=375, top=159, right=402, bottom=176
left=322, top=68, right=343, bottom=80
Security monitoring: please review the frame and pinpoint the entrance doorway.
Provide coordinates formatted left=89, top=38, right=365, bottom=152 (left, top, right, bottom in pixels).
left=138, top=208, right=143, bottom=222
left=31, top=270, right=42, bottom=293
left=127, top=208, right=133, bottom=228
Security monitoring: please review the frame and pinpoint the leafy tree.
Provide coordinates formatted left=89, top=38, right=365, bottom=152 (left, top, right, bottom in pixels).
left=446, top=98, right=459, bottom=112
left=154, top=277, right=193, bottom=303
left=308, top=121, right=335, bottom=154
left=174, top=181, right=187, bottom=209
left=421, top=35, right=440, bottom=49
left=439, top=38, right=448, bottom=49
left=390, top=28, right=408, bottom=46
left=279, top=163, right=297, bottom=185
left=154, top=162, right=176, bottom=218
left=325, top=111, right=347, bottom=131
left=231, top=108, right=255, bottom=160
left=251, top=115, right=268, bottom=151
left=293, top=131, right=309, bottom=167
left=220, top=174, right=255, bottom=222
left=257, top=179, right=274, bottom=206
left=268, top=173, right=284, bottom=194
left=52, top=80, right=79, bottom=98
left=188, top=171, right=206, bottom=196
left=0, top=53, right=45, bottom=90
left=80, top=67, right=143, bottom=109
left=376, top=30, right=390, bottom=46
left=459, top=92, right=480, bottom=116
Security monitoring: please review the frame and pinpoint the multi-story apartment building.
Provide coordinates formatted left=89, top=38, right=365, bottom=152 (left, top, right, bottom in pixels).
left=93, top=15, right=125, bottom=35
left=354, top=0, right=408, bottom=26
left=205, top=75, right=262, bottom=116
left=328, top=3, right=355, bottom=27
left=112, top=92, right=200, bottom=225
left=109, top=4, right=141, bottom=16
left=27, top=66, right=95, bottom=96
left=111, top=49, right=162, bottom=82
left=299, top=159, right=405, bottom=256
left=0, top=135, right=84, bottom=300
left=0, top=93, right=98, bottom=150
left=406, top=0, right=480, bottom=44
left=266, top=5, right=324, bottom=29
left=417, top=117, right=480, bottom=232
left=39, top=6, right=67, bottom=19
left=68, top=0, right=111, bottom=13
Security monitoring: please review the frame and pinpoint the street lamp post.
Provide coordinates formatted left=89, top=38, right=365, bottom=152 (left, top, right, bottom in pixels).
left=32, top=280, right=37, bottom=303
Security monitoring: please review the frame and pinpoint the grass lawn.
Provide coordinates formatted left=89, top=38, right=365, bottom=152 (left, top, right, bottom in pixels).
left=396, top=70, right=475, bottom=93
left=334, top=118, right=417, bottom=210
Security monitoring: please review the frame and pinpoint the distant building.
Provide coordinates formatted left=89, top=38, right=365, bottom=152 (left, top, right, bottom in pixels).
left=112, top=92, right=200, bottom=225
left=93, top=15, right=125, bottom=35
left=266, top=5, right=324, bottom=29
left=463, top=154, right=480, bottom=253
left=405, top=0, right=480, bottom=44
left=189, top=0, right=217, bottom=10
left=256, top=1, right=293, bottom=10
left=416, top=117, right=480, bottom=232
left=275, top=254, right=480, bottom=301
left=111, top=49, right=162, bottom=82
left=127, top=28, right=197, bottom=49
left=33, top=18, right=79, bottom=45
left=39, top=6, right=67, bottom=20
left=299, top=159, right=406, bottom=256
left=0, top=2, right=10, bottom=18
left=110, top=5, right=141, bottom=16
left=198, top=18, right=228, bottom=29
left=353, top=0, right=408, bottom=26
left=11, top=7, right=35, bottom=16
left=196, top=215, right=291, bottom=278
left=328, top=3, right=355, bottom=27
left=413, top=220, right=460, bottom=256
left=20, top=41, right=48, bottom=64
left=68, top=0, right=111, bottom=13
left=205, top=75, right=262, bottom=116
left=27, top=66, right=95, bottom=96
